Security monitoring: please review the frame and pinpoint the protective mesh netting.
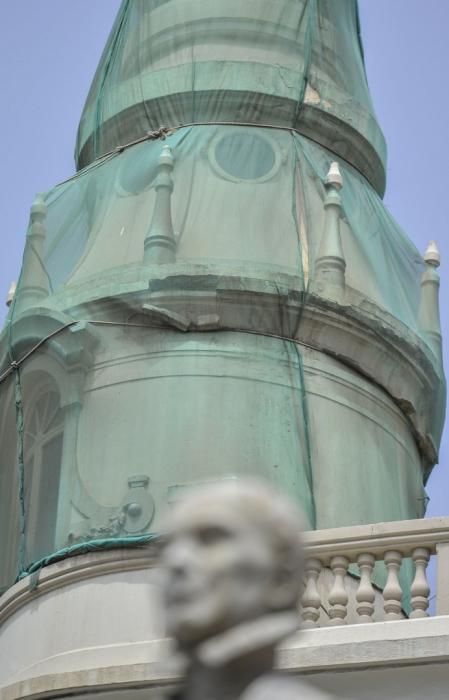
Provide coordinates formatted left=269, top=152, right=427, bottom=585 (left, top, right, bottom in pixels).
left=76, top=0, right=386, bottom=191
left=0, top=0, right=445, bottom=601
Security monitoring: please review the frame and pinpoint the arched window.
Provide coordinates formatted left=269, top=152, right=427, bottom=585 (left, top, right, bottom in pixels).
left=24, top=387, right=64, bottom=564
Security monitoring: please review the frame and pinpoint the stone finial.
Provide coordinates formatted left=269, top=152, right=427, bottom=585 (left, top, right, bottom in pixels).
left=6, top=281, right=17, bottom=307
left=30, top=192, right=47, bottom=219
left=424, top=240, right=440, bottom=268
left=15, top=194, right=49, bottom=313
left=419, top=240, right=442, bottom=360
left=325, top=161, right=343, bottom=189
left=143, top=145, right=177, bottom=265
left=314, top=162, right=346, bottom=300
left=158, top=144, right=174, bottom=168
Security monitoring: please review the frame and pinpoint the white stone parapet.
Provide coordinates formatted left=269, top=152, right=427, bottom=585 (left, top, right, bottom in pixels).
left=301, top=516, right=449, bottom=626
left=1, top=517, right=449, bottom=700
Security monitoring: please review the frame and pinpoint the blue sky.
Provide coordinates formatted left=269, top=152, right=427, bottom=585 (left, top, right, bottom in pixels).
left=0, top=1, right=448, bottom=517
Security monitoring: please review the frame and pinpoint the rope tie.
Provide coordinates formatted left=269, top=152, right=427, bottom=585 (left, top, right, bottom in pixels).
left=146, top=126, right=174, bottom=141
left=113, top=126, right=175, bottom=155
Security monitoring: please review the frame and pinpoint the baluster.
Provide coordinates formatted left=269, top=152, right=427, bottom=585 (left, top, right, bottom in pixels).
left=356, top=553, right=375, bottom=623
left=436, top=542, right=449, bottom=615
left=383, top=550, right=403, bottom=620
left=410, top=547, right=431, bottom=618
left=301, top=558, right=322, bottom=628
left=328, top=555, right=349, bottom=625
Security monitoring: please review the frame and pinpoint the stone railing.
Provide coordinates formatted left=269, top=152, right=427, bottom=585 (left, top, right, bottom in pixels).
left=300, top=516, right=449, bottom=627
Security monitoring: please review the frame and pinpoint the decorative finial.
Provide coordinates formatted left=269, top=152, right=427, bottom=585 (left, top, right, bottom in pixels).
left=143, top=145, right=177, bottom=265
left=159, top=144, right=174, bottom=168
left=325, top=162, right=343, bottom=189
left=314, top=161, right=346, bottom=300
left=14, top=194, right=49, bottom=313
left=424, top=240, right=440, bottom=268
left=6, top=281, right=17, bottom=307
left=419, top=240, right=442, bottom=360
left=30, top=193, right=47, bottom=217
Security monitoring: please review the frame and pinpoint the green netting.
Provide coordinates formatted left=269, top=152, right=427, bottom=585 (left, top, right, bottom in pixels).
left=76, top=0, right=386, bottom=193
left=9, top=128, right=429, bottom=333
left=0, top=0, right=445, bottom=597
left=0, top=124, right=443, bottom=591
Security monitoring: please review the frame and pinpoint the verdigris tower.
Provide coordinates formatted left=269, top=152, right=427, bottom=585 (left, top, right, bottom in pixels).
left=0, top=0, right=445, bottom=599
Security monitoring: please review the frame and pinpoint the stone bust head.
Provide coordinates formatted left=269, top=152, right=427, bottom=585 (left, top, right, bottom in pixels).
left=160, top=478, right=305, bottom=653
left=158, top=479, right=331, bottom=699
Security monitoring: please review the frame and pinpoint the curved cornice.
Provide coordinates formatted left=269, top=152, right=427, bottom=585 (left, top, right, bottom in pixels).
left=49, top=264, right=443, bottom=461
left=1, top=614, right=448, bottom=700
left=0, top=546, right=158, bottom=628
left=1, top=265, right=443, bottom=465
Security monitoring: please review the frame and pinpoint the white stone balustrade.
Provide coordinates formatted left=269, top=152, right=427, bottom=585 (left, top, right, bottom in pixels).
left=300, top=516, right=449, bottom=627
left=1, top=518, right=449, bottom=700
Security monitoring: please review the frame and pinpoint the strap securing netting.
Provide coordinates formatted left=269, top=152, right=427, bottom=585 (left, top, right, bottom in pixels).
left=67, top=120, right=367, bottom=191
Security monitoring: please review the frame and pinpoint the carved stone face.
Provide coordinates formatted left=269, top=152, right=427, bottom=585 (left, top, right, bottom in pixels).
left=160, top=495, right=287, bottom=648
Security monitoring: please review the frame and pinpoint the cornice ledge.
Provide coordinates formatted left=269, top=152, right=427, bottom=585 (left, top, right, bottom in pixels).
left=302, top=515, right=449, bottom=561
left=2, top=618, right=449, bottom=700
left=7, top=269, right=443, bottom=463
left=0, top=661, right=178, bottom=700
left=0, top=546, right=158, bottom=627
